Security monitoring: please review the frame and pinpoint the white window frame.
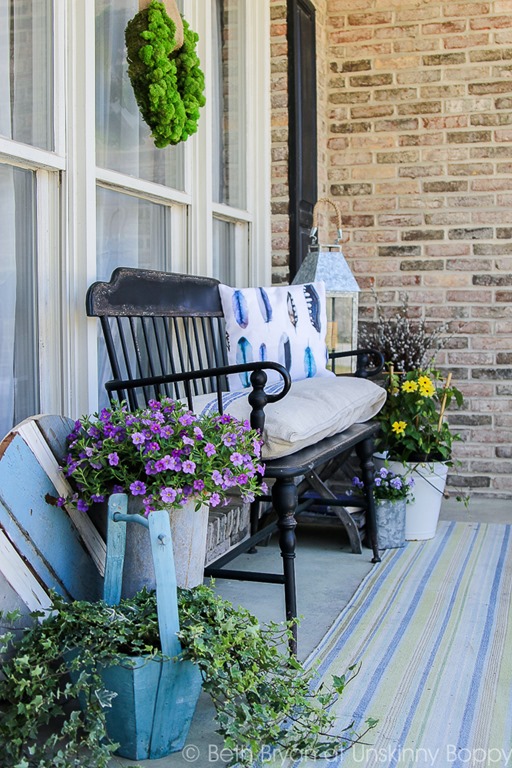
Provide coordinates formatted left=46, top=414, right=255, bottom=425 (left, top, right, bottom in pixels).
left=0, top=0, right=271, bottom=424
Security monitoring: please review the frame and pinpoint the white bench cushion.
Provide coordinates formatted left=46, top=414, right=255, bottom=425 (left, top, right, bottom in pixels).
left=187, top=376, right=387, bottom=460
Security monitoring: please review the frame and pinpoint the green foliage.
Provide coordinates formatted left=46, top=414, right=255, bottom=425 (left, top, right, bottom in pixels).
left=177, top=585, right=375, bottom=765
left=125, top=1, right=206, bottom=148
left=376, top=368, right=464, bottom=464
left=0, top=587, right=376, bottom=768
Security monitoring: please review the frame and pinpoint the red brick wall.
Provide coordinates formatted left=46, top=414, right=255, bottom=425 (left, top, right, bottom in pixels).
left=270, top=0, right=512, bottom=498
left=270, top=0, right=290, bottom=283
left=324, top=1, right=512, bottom=498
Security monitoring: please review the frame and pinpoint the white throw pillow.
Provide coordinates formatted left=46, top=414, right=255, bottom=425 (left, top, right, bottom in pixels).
left=218, top=281, right=335, bottom=390
left=186, top=376, right=387, bottom=460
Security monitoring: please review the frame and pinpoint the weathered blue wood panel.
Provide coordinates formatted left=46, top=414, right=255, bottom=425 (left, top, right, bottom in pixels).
left=0, top=434, right=102, bottom=601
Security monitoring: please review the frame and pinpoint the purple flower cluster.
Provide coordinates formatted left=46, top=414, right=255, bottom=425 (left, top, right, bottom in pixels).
left=352, top=466, right=414, bottom=502
left=61, top=397, right=266, bottom=515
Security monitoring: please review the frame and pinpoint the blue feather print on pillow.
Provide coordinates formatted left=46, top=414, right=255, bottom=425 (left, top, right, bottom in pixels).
left=279, top=333, right=292, bottom=372
left=304, top=346, right=317, bottom=378
left=236, top=336, right=253, bottom=387
left=303, top=284, right=321, bottom=333
left=259, top=343, right=267, bottom=361
left=287, top=291, right=298, bottom=332
left=257, top=287, right=273, bottom=323
left=232, top=290, right=249, bottom=329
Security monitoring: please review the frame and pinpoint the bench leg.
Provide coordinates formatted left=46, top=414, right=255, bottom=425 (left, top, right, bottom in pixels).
left=355, top=437, right=381, bottom=564
left=271, top=476, right=298, bottom=654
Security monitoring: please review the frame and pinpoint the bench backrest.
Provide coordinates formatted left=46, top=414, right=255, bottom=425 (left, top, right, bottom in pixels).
left=86, top=267, right=231, bottom=408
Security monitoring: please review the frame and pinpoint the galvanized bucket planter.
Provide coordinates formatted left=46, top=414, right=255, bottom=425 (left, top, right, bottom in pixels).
left=375, top=498, right=406, bottom=549
left=120, top=497, right=209, bottom=597
left=98, top=494, right=202, bottom=760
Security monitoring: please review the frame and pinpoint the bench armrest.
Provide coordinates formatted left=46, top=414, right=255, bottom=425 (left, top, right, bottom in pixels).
left=328, top=348, right=384, bottom=378
left=104, top=361, right=292, bottom=434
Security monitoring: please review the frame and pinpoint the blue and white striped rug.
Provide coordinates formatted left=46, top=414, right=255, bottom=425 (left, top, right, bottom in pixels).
left=264, top=521, right=512, bottom=768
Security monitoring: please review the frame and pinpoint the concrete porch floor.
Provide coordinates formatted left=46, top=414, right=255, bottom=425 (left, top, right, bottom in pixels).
left=110, top=496, right=511, bottom=768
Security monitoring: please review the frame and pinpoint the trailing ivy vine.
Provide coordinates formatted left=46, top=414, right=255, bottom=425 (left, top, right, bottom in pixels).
left=0, top=587, right=376, bottom=768
left=125, top=0, right=206, bottom=148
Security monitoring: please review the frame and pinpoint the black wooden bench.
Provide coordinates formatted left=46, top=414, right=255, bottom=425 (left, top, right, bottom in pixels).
left=86, top=267, right=385, bottom=652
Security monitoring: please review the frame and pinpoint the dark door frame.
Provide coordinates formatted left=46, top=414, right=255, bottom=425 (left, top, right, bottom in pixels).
left=287, top=0, right=318, bottom=278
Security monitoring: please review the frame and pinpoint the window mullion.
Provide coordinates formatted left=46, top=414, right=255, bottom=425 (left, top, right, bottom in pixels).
left=37, top=169, right=62, bottom=415
left=64, top=0, right=97, bottom=417
left=187, top=0, right=214, bottom=277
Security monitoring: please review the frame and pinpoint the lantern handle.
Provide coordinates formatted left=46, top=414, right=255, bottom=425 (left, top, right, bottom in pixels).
left=310, top=198, right=349, bottom=245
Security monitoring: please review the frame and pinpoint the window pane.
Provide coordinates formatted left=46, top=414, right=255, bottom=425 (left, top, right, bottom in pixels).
left=0, top=0, right=53, bottom=150
left=95, top=0, right=184, bottom=190
left=0, top=166, right=39, bottom=439
left=96, top=186, right=173, bottom=404
left=213, top=217, right=248, bottom=286
left=96, top=186, right=173, bottom=278
left=212, top=0, right=246, bottom=208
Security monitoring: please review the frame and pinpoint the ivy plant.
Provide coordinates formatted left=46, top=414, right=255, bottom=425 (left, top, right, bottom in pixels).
left=0, top=587, right=376, bottom=768
left=125, top=0, right=206, bottom=148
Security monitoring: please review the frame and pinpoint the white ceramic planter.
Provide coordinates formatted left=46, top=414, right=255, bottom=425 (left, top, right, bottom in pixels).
left=373, top=455, right=448, bottom=541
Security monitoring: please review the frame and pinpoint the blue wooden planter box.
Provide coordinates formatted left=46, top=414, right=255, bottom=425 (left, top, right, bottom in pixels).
left=101, top=654, right=202, bottom=760
left=94, top=496, right=203, bottom=760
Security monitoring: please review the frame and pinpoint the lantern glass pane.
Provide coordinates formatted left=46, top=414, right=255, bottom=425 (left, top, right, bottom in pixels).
left=326, top=294, right=358, bottom=374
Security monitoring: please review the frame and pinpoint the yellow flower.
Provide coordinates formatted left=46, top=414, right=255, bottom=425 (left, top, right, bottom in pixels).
left=418, top=375, right=435, bottom=397
left=402, top=380, right=418, bottom=393
left=392, top=420, right=407, bottom=436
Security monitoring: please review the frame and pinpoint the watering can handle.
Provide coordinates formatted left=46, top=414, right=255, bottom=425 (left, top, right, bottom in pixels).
left=310, top=198, right=348, bottom=245
left=104, top=493, right=182, bottom=659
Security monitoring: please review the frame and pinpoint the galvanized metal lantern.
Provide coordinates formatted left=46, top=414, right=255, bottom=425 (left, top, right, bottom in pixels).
left=292, top=198, right=360, bottom=373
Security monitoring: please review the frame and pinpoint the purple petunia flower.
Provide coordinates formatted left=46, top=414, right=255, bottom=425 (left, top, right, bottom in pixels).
left=194, top=479, right=205, bottom=492
left=204, top=442, right=216, bottom=457
left=131, top=432, right=146, bottom=446
left=210, top=492, right=221, bottom=507
left=108, top=452, right=119, bottom=466
left=160, top=487, right=177, bottom=504
left=230, top=452, right=244, bottom=467
left=212, top=470, right=223, bottom=486
left=167, top=455, right=182, bottom=471
left=130, top=480, right=147, bottom=496
left=182, top=460, right=196, bottom=474
left=222, top=432, right=238, bottom=447
left=179, top=413, right=195, bottom=426
left=77, top=499, right=89, bottom=512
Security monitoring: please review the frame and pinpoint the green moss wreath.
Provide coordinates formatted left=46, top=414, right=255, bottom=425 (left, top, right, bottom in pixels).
left=125, top=1, right=206, bottom=148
